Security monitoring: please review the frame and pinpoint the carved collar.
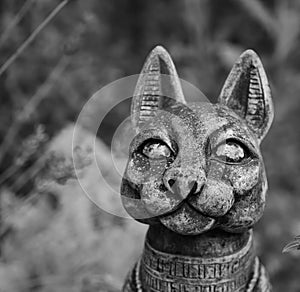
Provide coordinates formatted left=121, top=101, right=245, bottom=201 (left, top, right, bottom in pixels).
left=123, top=231, right=271, bottom=292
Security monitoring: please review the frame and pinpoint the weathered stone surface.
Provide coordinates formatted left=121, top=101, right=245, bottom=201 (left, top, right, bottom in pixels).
left=121, top=46, right=273, bottom=291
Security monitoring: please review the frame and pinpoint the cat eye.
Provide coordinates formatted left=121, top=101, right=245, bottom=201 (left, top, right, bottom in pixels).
left=141, top=140, right=172, bottom=160
left=212, top=140, right=249, bottom=164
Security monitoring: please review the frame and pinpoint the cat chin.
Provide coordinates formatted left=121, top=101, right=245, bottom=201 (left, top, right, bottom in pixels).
left=159, top=203, right=215, bottom=235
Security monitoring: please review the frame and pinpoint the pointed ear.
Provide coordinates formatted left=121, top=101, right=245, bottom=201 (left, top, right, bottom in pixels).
left=131, top=45, right=186, bottom=132
left=218, top=50, right=274, bottom=143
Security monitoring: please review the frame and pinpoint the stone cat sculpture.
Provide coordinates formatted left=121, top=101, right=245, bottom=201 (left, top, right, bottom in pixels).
left=121, top=46, right=273, bottom=292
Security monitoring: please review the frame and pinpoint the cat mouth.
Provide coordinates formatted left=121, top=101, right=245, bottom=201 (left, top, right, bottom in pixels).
left=157, top=188, right=217, bottom=235
left=158, top=198, right=202, bottom=217
left=159, top=202, right=216, bottom=235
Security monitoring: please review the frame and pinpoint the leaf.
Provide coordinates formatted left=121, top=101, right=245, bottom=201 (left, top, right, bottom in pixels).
left=282, top=237, right=300, bottom=253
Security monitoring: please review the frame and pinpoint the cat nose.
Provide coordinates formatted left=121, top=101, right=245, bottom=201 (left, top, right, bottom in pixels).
left=164, top=177, right=199, bottom=200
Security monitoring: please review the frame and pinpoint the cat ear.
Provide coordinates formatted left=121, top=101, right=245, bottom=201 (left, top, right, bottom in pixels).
left=131, top=45, right=186, bottom=132
left=218, top=50, right=274, bottom=143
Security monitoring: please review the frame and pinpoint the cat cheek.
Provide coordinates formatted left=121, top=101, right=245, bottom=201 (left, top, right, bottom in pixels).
left=121, top=180, right=156, bottom=222
left=141, top=182, right=180, bottom=216
left=228, top=161, right=261, bottom=195
left=189, top=180, right=234, bottom=217
left=219, top=185, right=265, bottom=232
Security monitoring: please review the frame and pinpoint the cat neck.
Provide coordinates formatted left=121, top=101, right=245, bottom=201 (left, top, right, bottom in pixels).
left=139, top=224, right=255, bottom=292
left=147, top=224, right=251, bottom=257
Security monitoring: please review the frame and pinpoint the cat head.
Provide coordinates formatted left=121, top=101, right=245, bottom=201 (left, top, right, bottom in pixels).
left=121, top=46, right=273, bottom=235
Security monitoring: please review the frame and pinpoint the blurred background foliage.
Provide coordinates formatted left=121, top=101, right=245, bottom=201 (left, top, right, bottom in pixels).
left=0, top=0, right=300, bottom=291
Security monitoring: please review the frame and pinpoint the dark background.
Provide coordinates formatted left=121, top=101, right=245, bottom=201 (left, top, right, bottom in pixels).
left=0, top=0, right=300, bottom=291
